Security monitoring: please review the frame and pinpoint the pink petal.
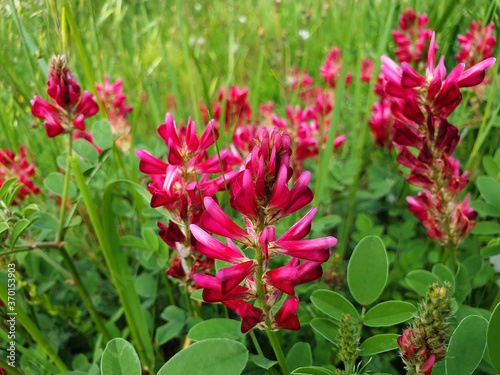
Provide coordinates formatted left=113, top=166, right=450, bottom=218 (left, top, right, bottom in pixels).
left=190, top=224, right=244, bottom=263
left=135, top=149, right=168, bottom=174
left=200, top=197, right=249, bottom=241
left=279, top=207, right=316, bottom=241
left=217, top=260, right=256, bottom=294
left=458, top=57, right=496, bottom=87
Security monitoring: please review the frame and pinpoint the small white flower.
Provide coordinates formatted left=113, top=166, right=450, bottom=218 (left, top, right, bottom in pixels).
left=197, top=37, right=206, bottom=46
left=238, top=16, right=246, bottom=24
left=299, top=29, right=310, bottom=41
left=194, top=3, right=201, bottom=11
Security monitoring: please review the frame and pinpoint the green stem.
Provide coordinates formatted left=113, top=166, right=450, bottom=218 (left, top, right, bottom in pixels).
left=58, top=245, right=112, bottom=342
left=250, top=330, right=264, bottom=357
left=265, top=328, right=289, bottom=375
left=161, top=272, right=177, bottom=307
left=253, top=231, right=288, bottom=375
left=0, top=283, right=68, bottom=372
left=56, top=134, right=73, bottom=243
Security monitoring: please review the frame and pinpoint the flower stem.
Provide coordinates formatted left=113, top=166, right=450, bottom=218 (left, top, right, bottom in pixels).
left=265, top=328, right=290, bottom=375
left=56, top=134, right=73, bottom=243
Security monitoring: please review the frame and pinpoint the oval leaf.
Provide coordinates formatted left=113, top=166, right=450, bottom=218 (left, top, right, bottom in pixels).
left=405, top=270, right=440, bottom=296
left=286, top=342, right=312, bottom=371
left=477, top=176, right=500, bottom=209
left=347, top=235, right=388, bottom=305
left=487, top=303, right=500, bottom=372
left=188, top=319, right=244, bottom=341
left=310, top=318, right=339, bottom=344
left=73, top=138, right=99, bottom=162
left=252, top=355, right=277, bottom=370
left=359, top=334, right=399, bottom=356
left=43, top=172, right=77, bottom=198
left=364, top=301, right=417, bottom=327
left=92, top=120, right=115, bottom=150
left=101, top=338, right=141, bottom=375
left=311, top=290, right=359, bottom=321
left=10, top=219, right=32, bottom=248
left=481, top=245, right=500, bottom=257
left=446, top=315, right=488, bottom=375
left=156, top=338, right=248, bottom=375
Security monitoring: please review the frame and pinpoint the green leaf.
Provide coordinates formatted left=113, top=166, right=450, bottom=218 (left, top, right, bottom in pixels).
left=477, top=176, right=500, bottom=209
left=483, top=156, right=499, bottom=178
left=119, top=235, right=150, bottom=250
left=291, top=367, right=335, bottom=375
left=252, top=355, right=277, bottom=370
left=363, top=301, right=416, bottom=327
left=454, top=264, right=471, bottom=304
left=405, top=270, right=440, bottom=296
left=156, top=338, right=248, bottom=375
left=0, top=178, right=19, bottom=200
left=22, top=204, right=40, bottom=218
left=188, top=319, right=244, bottom=341
left=156, top=320, right=185, bottom=345
left=142, top=227, right=159, bottom=251
left=310, top=318, right=339, bottom=344
left=471, top=221, right=500, bottom=235
left=0, top=222, right=8, bottom=235
left=160, top=306, right=186, bottom=322
left=100, top=338, right=141, bottom=375
left=73, top=138, right=99, bottom=162
left=446, top=315, right=488, bottom=375
left=481, top=245, right=500, bottom=257
left=310, top=290, right=359, bottom=321
left=135, top=273, right=157, bottom=298
left=286, top=342, right=312, bottom=371
left=463, top=255, right=482, bottom=278
left=43, top=172, right=77, bottom=198
left=359, top=334, right=399, bottom=356
left=347, top=235, right=388, bottom=305
left=31, top=212, right=59, bottom=231
left=10, top=219, right=32, bottom=248
left=487, top=303, right=500, bottom=372
left=92, top=120, right=114, bottom=150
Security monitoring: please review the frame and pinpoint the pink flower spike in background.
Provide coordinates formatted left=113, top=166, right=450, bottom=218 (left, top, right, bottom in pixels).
left=392, top=9, right=432, bottom=64
left=456, top=21, right=496, bottom=68
left=31, top=56, right=99, bottom=138
left=0, top=146, right=40, bottom=202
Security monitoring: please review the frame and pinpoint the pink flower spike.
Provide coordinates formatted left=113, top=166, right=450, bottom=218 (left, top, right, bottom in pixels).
left=199, top=197, right=249, bottom=242
left=273, top=297, right=300, bottom=331
left=457, top=57, right=496, bottom=87
left=217, top=260, right=256, bottom=294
